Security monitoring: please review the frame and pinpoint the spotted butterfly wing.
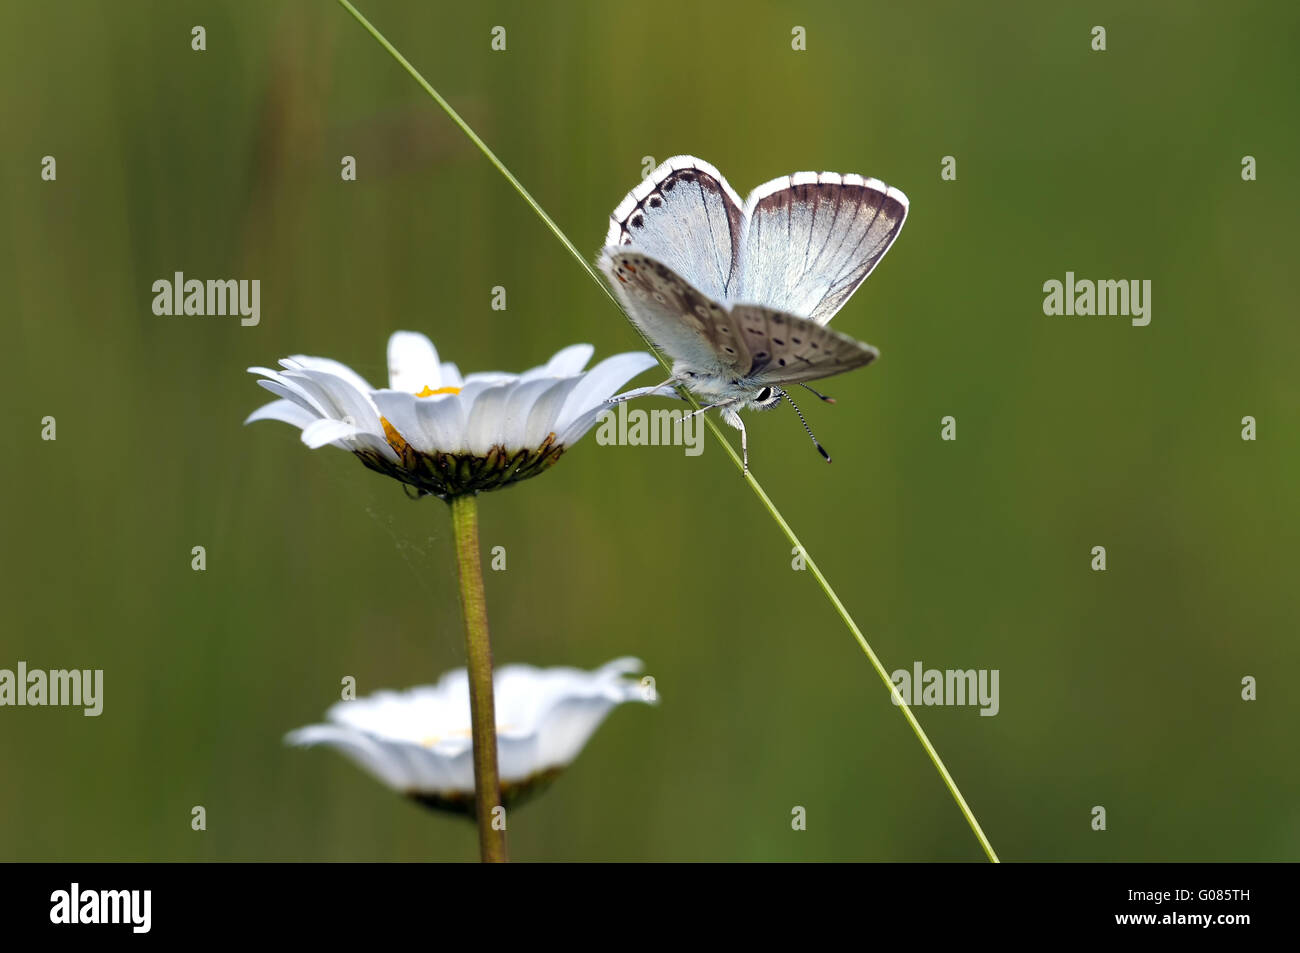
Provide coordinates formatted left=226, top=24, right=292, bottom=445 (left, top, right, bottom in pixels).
left=728, top=303, right=878, bottom=385
left=604, top=157, right=744, bottom=303
left=601, top=251, right=877, bottom=388
left=599, top=250, right=749, bottom=378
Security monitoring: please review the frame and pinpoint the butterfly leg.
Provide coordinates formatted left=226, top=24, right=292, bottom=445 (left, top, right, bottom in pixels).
left=609, top=377, right=678, bottom=404
left=720, top=407, right=749, bottom=474
left=684, top=399, right=728, bottom=420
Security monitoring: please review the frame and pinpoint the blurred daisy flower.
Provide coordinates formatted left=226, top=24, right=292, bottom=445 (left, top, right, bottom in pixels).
left=286, top=658, right=655, bottom=815
left=246, top=331, right=657, bottom=499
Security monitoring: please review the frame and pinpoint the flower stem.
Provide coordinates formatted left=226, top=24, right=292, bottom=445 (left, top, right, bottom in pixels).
left=448, top=493, right=507, bottom=863
left=336, top=0, right=998, bottom=863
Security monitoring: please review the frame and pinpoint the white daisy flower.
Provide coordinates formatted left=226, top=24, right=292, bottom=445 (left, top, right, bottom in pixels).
left=286, top=658, right=655, bottom=814
left=246, top=332, right=657, bottom=499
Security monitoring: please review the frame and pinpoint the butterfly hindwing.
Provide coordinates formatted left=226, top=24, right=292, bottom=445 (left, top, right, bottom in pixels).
left=737, top=172, right=907, bottom=325
left=604, top=156, right=745, bottom=303
left=601, top=250, right=875, bottom=387
left=730, top=304, right=879, bottom=385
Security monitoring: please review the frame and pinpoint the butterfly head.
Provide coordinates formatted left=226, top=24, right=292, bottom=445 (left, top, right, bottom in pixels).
left=747, top=386, right=784, bottom=411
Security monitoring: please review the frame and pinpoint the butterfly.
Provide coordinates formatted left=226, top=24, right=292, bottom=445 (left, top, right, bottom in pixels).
left=597, top=155, right=907, bottom=472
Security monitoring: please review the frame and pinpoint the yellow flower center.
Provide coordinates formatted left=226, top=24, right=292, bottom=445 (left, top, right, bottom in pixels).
left=415, top=385, right=462, bottom=398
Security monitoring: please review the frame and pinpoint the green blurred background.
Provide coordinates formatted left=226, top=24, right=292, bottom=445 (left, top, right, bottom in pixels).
left=3, top=0, right=1297, bottom=861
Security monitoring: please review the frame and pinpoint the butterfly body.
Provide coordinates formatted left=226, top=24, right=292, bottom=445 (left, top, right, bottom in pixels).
left=598, top=156, right=907, bottom=470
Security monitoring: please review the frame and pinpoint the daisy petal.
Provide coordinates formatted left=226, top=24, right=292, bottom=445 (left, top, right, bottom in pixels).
left=286, top=726, right=410, bottom=791
left=387, top=331, right=441, bottom=393
left=273, top=371, right=349, bottom=421
left=524, top=377, right=583, bottom=447
left=245, top=399, right=317, bottom=430
left=555, top=404, right=614, bottom=448
left=372, top=389, right=469, bottom=454
left=555, top=352, right=658, bottom=431
left=254, top=378, right=329, bottom=419
left=519, top=343, right=594, bottom=381
left=416, top=393, right=471, bottom=453
left=460, top=370, right=516, bottom=386
left=439, top=362, right=464, bottom=389
left=370, top=391, right=427, bottom=447
left=499, top=378, right=557, bottom=449
left=546, top=342, right=595, bottom=375
left=301, top=418, right=359, bottom=449
left=284, top=368, right=383, bottom=434
left=465, top=383, right=515, bottom=455
left=283, top=355, right=375, bottom=394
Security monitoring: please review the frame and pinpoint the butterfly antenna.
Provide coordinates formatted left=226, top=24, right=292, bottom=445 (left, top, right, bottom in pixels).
left=798, top=382, right=836, bottom=404
left=782, top=391, right=831, bottom=463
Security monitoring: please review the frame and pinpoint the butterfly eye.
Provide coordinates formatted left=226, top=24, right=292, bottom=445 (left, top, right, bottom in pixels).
left=756, top=387, right=772, bottom=401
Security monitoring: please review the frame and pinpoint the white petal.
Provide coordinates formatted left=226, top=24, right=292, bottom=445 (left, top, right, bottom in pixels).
left=348, top=431, right=402, bottom=463
left=519, top=343, right=594, bottom=382
left=596, top=656, right=646, bottom=682
left=286, top=725, right=412, bottom=791
left=301, top=418, right=359, bottom=449
left=524, top=377, right=583, bottom=448
left=416, top=393, right=471, bottom=453
left=253, top=377, right=329, bottom=419
left=439, top=362, right=464, bottom=389
left=497, top=734, right=544, bottom=783
left=282, top=355, right=375, bottom=394
left=373, top=389, right=469, bottom=454
left=460, top=370, right=516, bottom=386
left=555, top=352, right=658, bottom=433
left=546, top=343, right=595, bottom=375
left=283, top=368, right=383, bottom=435
left=244, top=399, right=317, bottom=430
left=455, top=379, right=509, bottom=408
left=498, top=378, right=557, bottom=448
left=530, top=696, right=622, bottom=770
left=274, top=370, right=347, bottom=420
left=385, top=738, right=466, bottom=791
left=387, top=331, right=441, bottom=393
left=250, top=366, right=333, bottom=414
left=370, top=391, right=426, bottom=447
left=555, top=403, right=614, bottom=448
left=464, top=383, right=515, bottom=455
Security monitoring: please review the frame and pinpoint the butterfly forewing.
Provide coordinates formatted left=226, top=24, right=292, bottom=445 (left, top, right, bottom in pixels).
left=730, top=304, right=879, bottom=385
left=599, top=250, right=751, bottom=378
left=604, top=156, right=745, bottom=303
left=737, top=173, right=907, bottom=325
